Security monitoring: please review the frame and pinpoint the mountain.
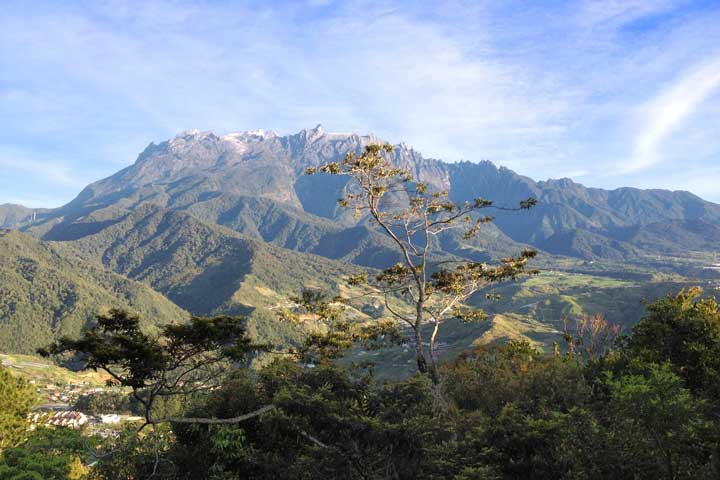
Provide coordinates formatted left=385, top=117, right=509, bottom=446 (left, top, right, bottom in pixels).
left=24, top=126, right=720, bottom=265
left=52, top=203, right=359, bottom=316
left=27, top=202, right=377, bottom=350
left=0, top=204, right=370, bottom=355
left=0, top=204, right=44, bottom=229
left=445, top=162, right=720, bottom=259
left=0, top=229, right=189, bottom=354
left=3, top=126, right=718, bottom=363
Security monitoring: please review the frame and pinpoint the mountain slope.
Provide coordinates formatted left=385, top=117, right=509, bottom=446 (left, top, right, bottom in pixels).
left=0, top=204, right=44, bottom=229
left=25, top=126, right=718, bottom=265
left=3, top=127, right=717, bottom=368
left=0, top=229, right=189, bottom=354
left=446, top=162, right=720, bottom=259
left=40, top=204, right=361, bottom=317
left=33, top=203, right=383, bottom=351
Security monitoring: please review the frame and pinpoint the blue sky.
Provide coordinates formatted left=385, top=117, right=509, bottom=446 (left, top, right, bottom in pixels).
left=2, top=0, right=720, bottom=207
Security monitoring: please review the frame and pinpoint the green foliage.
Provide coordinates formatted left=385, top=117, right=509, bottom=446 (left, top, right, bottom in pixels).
left=0, top=230, right=188, bottom=354
left=443, top=341, right=589, bottom=416
left=74, top=391, right=131, bottom=415
left=40, top=309, right=270, bottom=426
left=19, top=289, right=720, bottom=479
left=597, top=364, right=713, bottom=479
left=619, top=287, right=720, bottom=401
left=0, top=428, right=91, bottom=480
left=169, top=361, right=439, bottom=479
left=88, top=425, right=176, bottom=480
left=95, top=324, right=719, bottom=479
left=0, top=366, right=36, bottom=452
left=281, top=288, right=404, bottom=361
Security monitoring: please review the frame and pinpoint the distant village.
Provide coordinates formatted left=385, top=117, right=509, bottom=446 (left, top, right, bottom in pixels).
left=1, top=356, right=141, bottom=436
left=28, top=409, right=141, bottom=433
left=24, top=381, right=142, bottom=436
left=27, top=382, right=142, bottom=435
left=35, top=378, right=103, bottom=406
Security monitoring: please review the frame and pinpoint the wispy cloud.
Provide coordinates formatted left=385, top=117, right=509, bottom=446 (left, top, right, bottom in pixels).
left=0, top=149, right=86, bottom=188
left=627, top=57, right=720, bottom=173
left=575, top=0, right=684, bottom=29
left=1, top=0, right=720, bottom=205
left=0, top=147, right=91, bottom=207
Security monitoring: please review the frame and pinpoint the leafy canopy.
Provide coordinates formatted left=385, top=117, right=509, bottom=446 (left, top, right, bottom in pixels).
left=0, top=365, right=36, bottom=452
left=39, top=309, right=270, bottom=427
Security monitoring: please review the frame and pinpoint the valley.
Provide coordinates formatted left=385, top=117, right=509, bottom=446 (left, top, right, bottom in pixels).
left=1, top=127, right=717, bottom=379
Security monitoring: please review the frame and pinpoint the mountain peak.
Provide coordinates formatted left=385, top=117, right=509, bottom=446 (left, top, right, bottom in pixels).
left=173, top=129, right=210, bottom=139
left=168, top=129, right=220, bottom=147
left=223, top=129, right=278, bottom=141
left=298, top=124, right=326, bottom=142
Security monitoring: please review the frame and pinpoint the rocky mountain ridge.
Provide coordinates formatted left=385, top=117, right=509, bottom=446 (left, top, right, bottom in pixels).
left=1, top=126, right=717, bottom=358
left=12, top=126, right=718, bottom=262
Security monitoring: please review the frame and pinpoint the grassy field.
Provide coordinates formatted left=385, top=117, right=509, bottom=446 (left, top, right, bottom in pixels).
left=1, top=353, right=108, bottom=392
left=355, top=268, right=700, bottom=380
left=3, top=265, right=710, bottom=386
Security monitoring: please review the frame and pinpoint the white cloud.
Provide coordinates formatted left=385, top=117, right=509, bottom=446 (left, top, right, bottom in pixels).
left=627, top=57, right=720, bottom=173
left=0, top=150, right=86, bottom=188
left=576, top=0, right=683, bottom=29
left=1, top=0, right=720, bottom=205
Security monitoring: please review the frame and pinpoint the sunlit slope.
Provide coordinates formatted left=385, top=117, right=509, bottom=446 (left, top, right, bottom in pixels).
left=0, top=229, right=189, bottom=353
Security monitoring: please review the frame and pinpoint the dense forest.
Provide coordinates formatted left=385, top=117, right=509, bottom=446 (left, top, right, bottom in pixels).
left=4, top=0, right=720, bottom=475
left=2, top=145, right=719, bottom=479
left=1, top=287, right=720, bottom=479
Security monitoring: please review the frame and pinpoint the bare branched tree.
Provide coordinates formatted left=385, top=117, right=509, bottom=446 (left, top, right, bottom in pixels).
left=305, top=144, right=538, bottom=394
left=562, top=313, right=622, bottom=358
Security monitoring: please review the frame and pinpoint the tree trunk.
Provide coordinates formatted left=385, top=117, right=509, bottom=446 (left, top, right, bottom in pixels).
left=429, top=319, right=441, bottom=386
left=413, top=327, right=428, bottom=374
left=413, top=291, right=429, bottom=374
left=430, top=377, right=449, bottom=415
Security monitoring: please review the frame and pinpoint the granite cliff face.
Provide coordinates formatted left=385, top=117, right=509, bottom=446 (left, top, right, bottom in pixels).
left=18, top=125, right=719, bottom=262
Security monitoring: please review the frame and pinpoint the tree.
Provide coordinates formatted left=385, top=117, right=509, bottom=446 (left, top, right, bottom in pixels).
left=0, top=428, right=91, bottom=480
left=443, top=340, right=590, bottom=417
left=39, top=309, right=272, bottom=429
left=73, top=390, right=131, bottom=415
left=580, top=364, right=716, bottom=480
left=619, top=287, right=720, bottom=404
left=562, top=313, right=622, bottom=359
left=0, top=365, right=36, bottom=453
left=305, top=144, right=537, bottom=390
left=167, top=360, right=443, bottom=479
left=88, top=424, right=177, bottom=480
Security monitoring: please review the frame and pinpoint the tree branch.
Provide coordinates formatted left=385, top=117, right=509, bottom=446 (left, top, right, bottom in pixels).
left=158, top=404, right=276, bottom=425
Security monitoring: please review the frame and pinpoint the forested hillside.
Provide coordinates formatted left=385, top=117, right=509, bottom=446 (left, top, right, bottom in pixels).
left=0, top=229, right=188, bottom=353
left=1, top=128, right=718, bottom=359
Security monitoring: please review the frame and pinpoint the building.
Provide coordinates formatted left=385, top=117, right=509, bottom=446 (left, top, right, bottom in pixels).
left=46, top=411, right=88, bottom=429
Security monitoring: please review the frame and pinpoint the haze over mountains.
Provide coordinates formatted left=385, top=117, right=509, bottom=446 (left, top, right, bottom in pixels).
left=1, top=126, right=719, bottom=356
